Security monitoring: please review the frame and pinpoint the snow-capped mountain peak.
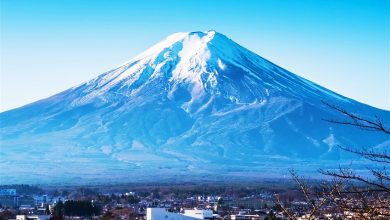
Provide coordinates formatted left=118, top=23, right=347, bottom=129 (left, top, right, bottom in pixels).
left=1, top=31, right=389, bottom=184
left=75, top=30, right=251, bottom=107
left=76, top=30, right=349, bottom=110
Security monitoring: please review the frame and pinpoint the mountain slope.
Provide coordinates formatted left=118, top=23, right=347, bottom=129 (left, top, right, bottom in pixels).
left=1, top=31, right=389, bottom=184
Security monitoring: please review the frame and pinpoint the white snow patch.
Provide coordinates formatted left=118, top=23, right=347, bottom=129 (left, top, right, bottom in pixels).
left=195, top=96, right=214, bottom=114
left=132, top=140, right=145, bottom=149
left=100, top=146, right=112, bottom=155
left=207, top=71, right=218, bottom=88
left=131, top=32, right=189, bottom=63
left=213, top=100, right=265, bottom=116
left=217, top=58, right=225, bottom=70
left=323, top=132, right=336, bottom=152
left=306, top=136, right=320, bottom=147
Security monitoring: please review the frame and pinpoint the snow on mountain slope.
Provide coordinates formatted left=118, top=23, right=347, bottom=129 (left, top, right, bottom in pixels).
left=1, top=30, right=389, bottom=184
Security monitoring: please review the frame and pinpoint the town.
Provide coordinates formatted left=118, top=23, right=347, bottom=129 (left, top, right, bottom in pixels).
left=0, top=182, right=382, bottom=220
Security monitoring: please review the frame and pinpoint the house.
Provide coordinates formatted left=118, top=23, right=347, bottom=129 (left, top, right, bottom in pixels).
left=147, top=208, right=213, bottom=220
left=183, top=209, right=213, bottom=219
left=16, top=215, right=50, bottom=220
left=230, top=214, right=261, bottom=220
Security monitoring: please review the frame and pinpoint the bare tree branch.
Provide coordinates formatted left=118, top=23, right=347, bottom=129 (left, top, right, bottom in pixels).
left=277, top=103, right=390, bottom=218
left=337, top=145, right=390, bottom=164
left=322, top=101, right=390, bottom=134
left=319, top=168, right=390, bottom=193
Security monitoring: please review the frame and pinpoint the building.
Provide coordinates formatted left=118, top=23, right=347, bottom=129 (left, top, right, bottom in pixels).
left=224, top=198, right=271, bottom=210
left=230, top=214, right=261, bottom=220
left=0, top=189, right=18, bottom=208
left=0, top=189, right=17, bottom=196
left=183, top=209, right=213, bottom=219
left=147, top=208, right=213, bottom=220
left=19, top=205, right=34, bottom=212
left=0, top=196, right=36, bottom=209
left=33, top=195, right=48, bottom=207
left=16, top=215, right=50, bottom=220
left=230, top=211, right=261, bottom=220
left=0, top=195, right=18, bottom=208
left=17, top=196, right=35, bottom=207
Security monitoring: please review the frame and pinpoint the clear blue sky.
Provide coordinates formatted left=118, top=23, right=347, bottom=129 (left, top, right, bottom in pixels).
left=1, top=0, right=389, bottom=111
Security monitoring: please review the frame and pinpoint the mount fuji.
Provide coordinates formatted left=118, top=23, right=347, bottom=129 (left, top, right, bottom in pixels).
left=1, top=31, right=389, bottom=184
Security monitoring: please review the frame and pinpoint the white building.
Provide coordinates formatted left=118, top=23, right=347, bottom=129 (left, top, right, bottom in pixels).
left=230, top=214, right=261, bottom=220
left=183, top=209, right=213, bottom=219
left=147, top=208, right=213, bottom=220
left=19, top=205, right=33, bottom=211
left=33, top=195, right=48, bottom=206
left=16, top=215, right=50, bottom=220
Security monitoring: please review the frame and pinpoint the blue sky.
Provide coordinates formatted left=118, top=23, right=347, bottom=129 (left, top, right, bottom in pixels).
left=1, top=0, right=389, bottom=111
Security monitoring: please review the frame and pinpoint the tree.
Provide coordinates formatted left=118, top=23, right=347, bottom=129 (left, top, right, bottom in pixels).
left=126, top=195, right=140, bottom=204
left=275, top=102, right=390, bottom=219
left=217, top=198, right=224, bottom=206
left=0, top=210, right=15, bottom=220
left=63, top=200, right=101, bottom=217
left=45, top=204, right=51, bottom=215
left=274, top=169, right=344, bottom=219
left=318, top=102, right=390, bottom=218
left=51, top=200, right=64, bottom=220
left=101, top=211, right=113, bottom=220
